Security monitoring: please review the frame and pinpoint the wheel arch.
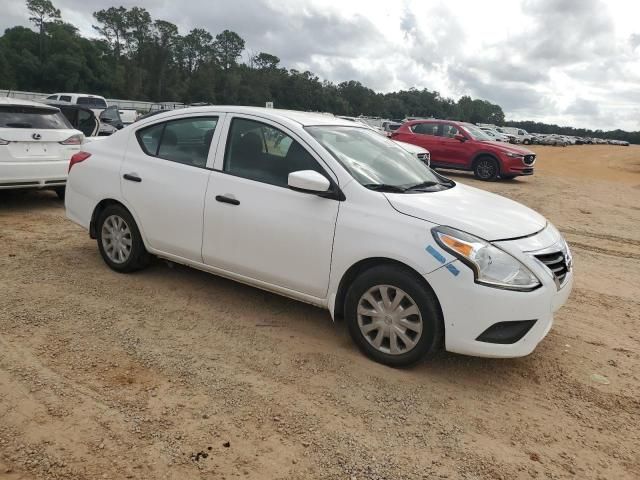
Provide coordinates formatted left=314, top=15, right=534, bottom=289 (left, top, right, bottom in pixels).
left=333, top=257, right=443, bottom=324
left=89, top=198, right=147, bottom=247
left=471, top=152, right=501, bottom=170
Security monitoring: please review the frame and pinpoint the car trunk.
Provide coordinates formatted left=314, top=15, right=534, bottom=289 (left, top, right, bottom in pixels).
left=1, top=128, right=74, bottom=161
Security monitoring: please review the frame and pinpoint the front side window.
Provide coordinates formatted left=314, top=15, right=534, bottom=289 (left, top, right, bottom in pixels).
left=307, top=126, right=446, bottom=190
left=439, top=124, right=459, bottom=138
left=59, top=95, right=72, bottom=102
left=136, top=117, right=218, bottom=168
left=0, top=106, right=72, bottom=129
left=224, top=118, right=323, bottom=187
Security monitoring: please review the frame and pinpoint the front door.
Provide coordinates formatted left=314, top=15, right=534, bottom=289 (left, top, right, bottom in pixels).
left=437, top=123, right=469, bottom=167
left=121, top=114, right=223, bottom=261
left=202, top=115, right=340, bottom=298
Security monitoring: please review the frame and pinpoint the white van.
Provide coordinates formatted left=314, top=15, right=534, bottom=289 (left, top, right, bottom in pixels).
left=497, top=127, right=533, bottom=145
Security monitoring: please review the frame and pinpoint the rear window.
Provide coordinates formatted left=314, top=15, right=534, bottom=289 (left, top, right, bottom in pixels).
left=0, top=106, right=73, bottom=129
left=77, top=97, right=108, bottom=108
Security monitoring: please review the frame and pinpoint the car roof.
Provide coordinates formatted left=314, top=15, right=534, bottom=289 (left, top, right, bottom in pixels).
left=52, top=93, right=106, bottom=98
left=137, top=106, right=359, bottom=128
left=0, top=97, right=59, bottom=110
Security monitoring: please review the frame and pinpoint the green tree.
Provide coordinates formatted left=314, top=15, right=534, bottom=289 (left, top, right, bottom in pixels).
left=252, top=52, right=280, bottom=70
left=92, top=6, right=128, bottom=57
left=213, top=30, right=245, bottom=70
left=26, top=0, right=61, bottom=59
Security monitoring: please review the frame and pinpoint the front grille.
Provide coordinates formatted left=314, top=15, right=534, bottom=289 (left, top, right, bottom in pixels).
left=524, top=155, right=536, bottom=165
left=535, top=251, right=568, bottom=285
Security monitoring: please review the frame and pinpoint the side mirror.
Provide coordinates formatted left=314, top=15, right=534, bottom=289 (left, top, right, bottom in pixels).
left=454, top=133, right=467, bottom=142
left=288, top=170, right=331, bottom=194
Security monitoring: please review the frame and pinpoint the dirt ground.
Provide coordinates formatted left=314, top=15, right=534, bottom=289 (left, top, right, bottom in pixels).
left=0, top=145, right=639, bottom=480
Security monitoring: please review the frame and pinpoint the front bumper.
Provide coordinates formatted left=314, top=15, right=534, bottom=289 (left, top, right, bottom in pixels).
left=424, top=226, right=573, bottom=358
left=501, top=154, right=535, bottom=176
left=0, top=160, right=68, bottom=189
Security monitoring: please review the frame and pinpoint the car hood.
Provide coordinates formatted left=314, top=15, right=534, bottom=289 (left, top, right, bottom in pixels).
left=385, top=183, right=547, bottom=241
left=478, top=141, right=534, bottom=155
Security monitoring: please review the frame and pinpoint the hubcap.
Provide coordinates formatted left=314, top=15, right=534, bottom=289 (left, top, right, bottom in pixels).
left=101, top=215, right=132, bottom=264
left=477, top=160, right=495, bottom=179
left=357, top=285, right=423, bottom=355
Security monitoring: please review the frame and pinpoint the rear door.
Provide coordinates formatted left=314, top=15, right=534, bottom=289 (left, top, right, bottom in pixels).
left=120, top=114, right=225, bottom=261
left=409, top=122, right=442, bottom=162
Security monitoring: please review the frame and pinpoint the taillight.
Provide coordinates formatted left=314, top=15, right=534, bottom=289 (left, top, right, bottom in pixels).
left=60, top=134, right=84, bottom=145
left=69, top=151, right=91, bottom=172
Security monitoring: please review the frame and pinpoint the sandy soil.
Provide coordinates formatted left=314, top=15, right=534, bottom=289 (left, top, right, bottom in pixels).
left=0, top=145, right=639, bottom=480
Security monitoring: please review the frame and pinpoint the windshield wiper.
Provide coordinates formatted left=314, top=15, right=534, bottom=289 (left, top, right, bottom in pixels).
left=405, top=181, right=441, bottom=191
left=362, top=183, right=407, bottom=193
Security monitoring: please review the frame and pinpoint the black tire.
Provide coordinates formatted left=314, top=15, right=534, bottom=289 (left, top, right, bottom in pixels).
left=473, top=156, right=500, bottom=181
left=344, top=265, right=443, bottom=367
left=54, top=186, right=65, bottom=200
left=96, top=204, right=150, bottom=273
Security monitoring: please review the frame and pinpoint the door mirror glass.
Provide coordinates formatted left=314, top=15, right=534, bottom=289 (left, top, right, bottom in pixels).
left=288, top=170, right=331, bottom=193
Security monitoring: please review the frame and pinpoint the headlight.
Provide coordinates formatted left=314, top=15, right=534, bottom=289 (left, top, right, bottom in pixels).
left=506, top=152, right=524, bottom=158
left=432, top=226, right=541, bottom=291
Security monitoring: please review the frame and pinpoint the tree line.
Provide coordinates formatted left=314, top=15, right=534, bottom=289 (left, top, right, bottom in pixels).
left=0, top=0, right=637, bottom=143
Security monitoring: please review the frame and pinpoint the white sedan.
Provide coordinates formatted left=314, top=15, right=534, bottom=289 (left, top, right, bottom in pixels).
left=0, top=98, right=84, bottom=199
left=65, top=106, right=573, bottom=366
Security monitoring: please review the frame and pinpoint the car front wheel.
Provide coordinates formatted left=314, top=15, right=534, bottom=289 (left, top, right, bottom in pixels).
left=345, top=265, right=443, bottom=367
left=97, top=204, right=150, bottom=273
left=473, top=157, right=499, bottom=181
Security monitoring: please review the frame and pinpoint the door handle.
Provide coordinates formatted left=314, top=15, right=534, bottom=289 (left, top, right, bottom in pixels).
left=215, top=195, right=240, bottom=206
left=123, top=173, right=142, bottom=183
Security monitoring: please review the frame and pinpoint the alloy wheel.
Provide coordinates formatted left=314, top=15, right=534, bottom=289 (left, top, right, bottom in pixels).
left=476, top=159, right=496, bottom=179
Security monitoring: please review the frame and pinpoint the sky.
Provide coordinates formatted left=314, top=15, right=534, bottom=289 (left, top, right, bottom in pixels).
left=2, top=0, right=640, bottom=131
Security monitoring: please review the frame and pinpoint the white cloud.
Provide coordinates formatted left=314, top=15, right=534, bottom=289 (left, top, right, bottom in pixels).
left=1, top=0, right=639, bottom=130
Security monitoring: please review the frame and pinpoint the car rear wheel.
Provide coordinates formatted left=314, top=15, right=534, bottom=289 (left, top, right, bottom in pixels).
left=473, top=157, right=499, bottom=181
left=97, top=204, right=149, bottom=273
left=345, top=265, right=443, bottom=367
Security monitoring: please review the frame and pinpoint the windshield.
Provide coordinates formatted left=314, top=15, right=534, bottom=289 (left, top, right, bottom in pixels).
left=462, top=124, right=493, bottom=141
left=0, top=106, right=72, bottom=129
left=306, top=125, right=444, bottom=189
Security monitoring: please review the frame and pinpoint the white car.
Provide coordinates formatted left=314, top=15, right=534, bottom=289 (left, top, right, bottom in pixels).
left=479, top=127, right=510, bottom=142
left=394, top=140, right=430, bottom=166
left=0, top=98, right=84, bottom=199
left=65, top=106, right=573, bottom=366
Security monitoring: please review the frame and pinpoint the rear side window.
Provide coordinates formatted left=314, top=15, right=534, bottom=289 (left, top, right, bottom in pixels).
left=59, top=95, right=72, bottom=102
left=46, top=95, right=58, bottom=100
left=136, top=117, right=218, bottom=168
left=77, top=97, right=108, bottom=108
left=411, top=123, right=438, bottom=136
left=224, top=118, right=322, bottom=188
left=0, top=106, right=72, bottom=129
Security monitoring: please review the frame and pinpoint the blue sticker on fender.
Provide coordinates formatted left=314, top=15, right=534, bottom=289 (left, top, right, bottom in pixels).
left=425, top=245, right=446, bottom=264
left=445, top=263, right=460, bottom=276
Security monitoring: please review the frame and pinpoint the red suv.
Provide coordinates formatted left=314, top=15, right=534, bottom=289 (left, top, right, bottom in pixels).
left=391, top=120, right=536, bottom=180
